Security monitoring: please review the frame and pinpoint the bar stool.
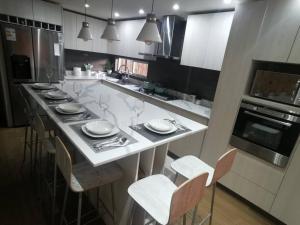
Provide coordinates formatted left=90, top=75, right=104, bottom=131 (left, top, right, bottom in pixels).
left=19, top=86, right=55, bottom=174
left=128, top=172, right=208, bottom=225
left=53, top=136, right=123, bottom=225
left=34, top=114, right=56, bottom=178
left=171, top=148, right=237, bottom=225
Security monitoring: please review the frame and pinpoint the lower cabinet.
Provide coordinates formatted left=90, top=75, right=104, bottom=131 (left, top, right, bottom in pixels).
left=219, top=149, right=285, bottom=212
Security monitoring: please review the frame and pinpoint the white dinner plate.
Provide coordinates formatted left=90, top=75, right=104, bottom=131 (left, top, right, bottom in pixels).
left=55, top=105, right=85, bottom=115
left=144, top=122, right=177, bottom=135
left=45, top=91, right=68, bottom=100
left=32, top=83, right=55, bottom=90
left=58, top=103, right=82, bottom=113
left=148, top=119, right=173, bottom=132
left=85, top=121, right=114, bottom=135
left=81, top=125, right=120, bottom=138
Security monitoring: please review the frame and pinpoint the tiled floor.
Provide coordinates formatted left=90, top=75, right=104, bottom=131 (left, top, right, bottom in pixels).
left=0, top=127, right=279, bottom=225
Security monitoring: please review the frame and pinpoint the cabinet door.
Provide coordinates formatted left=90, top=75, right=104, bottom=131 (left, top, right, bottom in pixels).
left=181, top=12, right=233, bottom=71
left=63, top=11, right=77, bottom=50
left=33, top=0, right=62, bottom=25
left=203, top=11, right=234, bottom=70
left=107, top=19, right=149, bottom=59
left=76, top=14, right=93, bottom=52
left=0, top=0, right=33, bottom=19
left=181, top=14, right=212, bottom=68
left=254, top=0, right=300, bottom=62
left=288, top=28, right=300, bottom=64
left=91, top=18, right=107, bottom=53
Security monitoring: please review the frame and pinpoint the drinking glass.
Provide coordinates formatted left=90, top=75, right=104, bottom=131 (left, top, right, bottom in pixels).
left=98, top=94, right=110, bottom=118
left=132, top=100, right=144, bottom=128
left=59, top=79, right=66, bottom=91
left=46, top=69, right=53, bottom=85
left=73, top=82, right=83, bottom=100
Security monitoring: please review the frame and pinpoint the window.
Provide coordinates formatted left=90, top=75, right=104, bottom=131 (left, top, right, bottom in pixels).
left=115, top=57, right=148, bottom=78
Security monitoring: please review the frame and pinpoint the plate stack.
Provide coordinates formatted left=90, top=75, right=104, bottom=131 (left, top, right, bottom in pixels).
left=144, top=119, right=177, bottom=134
left=81, top=121, right=120, bottom=138
left=55, top=103, right=85, bottom=115
left=45, top=91, right=68, bottom=100
left=32, top=83, right=55, bottom=90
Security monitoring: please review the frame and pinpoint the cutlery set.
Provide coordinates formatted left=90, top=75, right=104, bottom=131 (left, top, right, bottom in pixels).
left=64, top=112, right=92, bottom=122
left=164, top=118, right=185, bottom=131
left=93, top=136, right=129, bottom=151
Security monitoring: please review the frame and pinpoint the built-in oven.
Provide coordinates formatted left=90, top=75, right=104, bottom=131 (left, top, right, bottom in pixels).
left=231, top=101, right=300, bottom=168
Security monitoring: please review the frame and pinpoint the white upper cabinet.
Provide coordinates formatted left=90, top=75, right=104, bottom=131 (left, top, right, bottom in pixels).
left=288, top=28, right=300, bottom=64
left=107, top=19, right=154, bottom=59
left=63, top=11, right=77, bottom=50
left=181, top=11, right=234, bottom=71
left=33, top=0, right=62, bottom=25
left=63, top=10, right=107, bottom=53
left=0, top=0, right=33, bottom=19
left=254, top=0, right=300, bottom=62
left=90, top=18, right=107, bottom=53
left=0, top=0, right=62, bottom=25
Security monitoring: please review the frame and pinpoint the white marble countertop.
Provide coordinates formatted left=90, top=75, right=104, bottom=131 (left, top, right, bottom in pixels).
left=23, top=81, right=207, bottom=167
left=103, top=78, right=211, bottom=119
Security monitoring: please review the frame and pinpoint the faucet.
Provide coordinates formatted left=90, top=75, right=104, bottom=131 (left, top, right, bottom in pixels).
left=118, top=65, right=130, bottom=83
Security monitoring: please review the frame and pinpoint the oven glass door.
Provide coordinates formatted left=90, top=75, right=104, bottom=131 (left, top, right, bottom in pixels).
left=233, top=109, right=299, bottom=158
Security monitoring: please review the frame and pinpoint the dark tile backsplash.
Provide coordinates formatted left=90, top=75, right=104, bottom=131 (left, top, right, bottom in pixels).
left=64, top=49, right=114, bottom=71
left=64, top=50, right=220, bottom=101
left=147, top=58, right=220, bottom=101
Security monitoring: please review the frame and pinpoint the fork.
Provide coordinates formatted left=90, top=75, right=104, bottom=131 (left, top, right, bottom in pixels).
left=164, top=118, right=185, bottom=131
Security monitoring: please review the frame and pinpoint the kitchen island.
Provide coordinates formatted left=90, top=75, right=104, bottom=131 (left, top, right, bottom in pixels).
left=22, top=80, right=207, bottom=225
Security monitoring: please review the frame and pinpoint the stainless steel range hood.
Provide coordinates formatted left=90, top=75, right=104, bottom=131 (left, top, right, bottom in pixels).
left=139, top=15, right=186, bottom=60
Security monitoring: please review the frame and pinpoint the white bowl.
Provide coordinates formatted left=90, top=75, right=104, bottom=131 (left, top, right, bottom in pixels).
left=85, top=121, right=114, bottom=135
left=58, top=103, right=82, bottom=113
left=148, top=119, right=173, bottom=132
left=32, top=83, right=54, bottom=90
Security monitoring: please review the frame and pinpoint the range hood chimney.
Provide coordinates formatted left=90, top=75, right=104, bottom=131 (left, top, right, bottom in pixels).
left=139, top=15, right=186, bottom=60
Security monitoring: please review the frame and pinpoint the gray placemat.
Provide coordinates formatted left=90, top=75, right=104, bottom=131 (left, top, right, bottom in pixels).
left=70, top=122, right=137, bottom=153
left=130, top=123, right=191, bottom=142
left=49, top=105, right=99, bottom=123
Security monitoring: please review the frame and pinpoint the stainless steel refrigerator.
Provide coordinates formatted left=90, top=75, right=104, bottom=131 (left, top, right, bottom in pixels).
left=0, top=22, right=64, bottom=127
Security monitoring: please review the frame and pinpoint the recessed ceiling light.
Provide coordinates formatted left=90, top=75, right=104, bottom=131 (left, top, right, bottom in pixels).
left=114, top=12, right=120, bottom=17
left=139, top=9, right=145, bottom=15
left=173, top=3, right=180, bottom=10
left=84, top=3, right=90, bottom=8
left=224, top=0, right=232, bottom=4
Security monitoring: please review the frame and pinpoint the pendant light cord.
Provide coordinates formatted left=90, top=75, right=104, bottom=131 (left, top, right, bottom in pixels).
left=111, top=0, right=114, bottom=18
left=84, top=0, right=87, bottom=21
left=151, top=0, right=155, bottom=13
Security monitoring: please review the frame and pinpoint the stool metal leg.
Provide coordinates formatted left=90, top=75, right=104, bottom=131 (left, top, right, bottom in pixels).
left=111, top=183, right=115, bottom=224
left=173, top=172, right=178, bottom=183
left=52, top=161, right=57, bottom=225
left=191, top=204, right=199, bottom=225
left=60, top=185, right=69, bottom=225
left=30, top=127, right=34, bottom=175
left=77, top=192, right=83, bottom=225
left=22, top=126, right=28, bottom=165
left=183, top=214, right=187, bottom=225
left=209, top=183, right=217, bottom=225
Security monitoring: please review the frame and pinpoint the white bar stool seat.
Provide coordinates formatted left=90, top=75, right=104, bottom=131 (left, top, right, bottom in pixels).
left=128, top=174, right=177, bottom=225
left=171, top=155, right=214, bottom=186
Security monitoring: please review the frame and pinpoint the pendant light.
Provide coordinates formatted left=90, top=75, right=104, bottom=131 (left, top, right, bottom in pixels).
left=77, top=0, right=93, bottom=41
left=136, top=0, right=162, bottom=45
left=101, top=0, right=120, bottom=41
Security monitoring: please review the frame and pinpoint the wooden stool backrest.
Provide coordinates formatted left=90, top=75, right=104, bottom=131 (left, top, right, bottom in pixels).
left=211, top=148, right=237, bottom=185
left=55, top=136, right=72, bottom=186
left=169, top=172, right=208, bottom=224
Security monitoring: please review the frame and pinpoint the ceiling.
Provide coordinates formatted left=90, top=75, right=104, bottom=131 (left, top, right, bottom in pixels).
left=52, top=0, right=237, bottom=19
